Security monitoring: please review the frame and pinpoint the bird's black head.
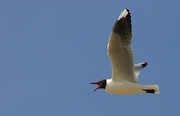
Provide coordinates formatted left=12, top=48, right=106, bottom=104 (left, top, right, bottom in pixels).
left=90, top=80, right=106, bottom=91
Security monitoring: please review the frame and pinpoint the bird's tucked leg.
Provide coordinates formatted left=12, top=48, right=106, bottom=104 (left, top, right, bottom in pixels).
left=142, top=89, right=155, bottom=94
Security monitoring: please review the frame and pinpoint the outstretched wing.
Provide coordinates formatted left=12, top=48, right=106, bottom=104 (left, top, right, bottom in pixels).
left=107, top=9, right=137, bottom=83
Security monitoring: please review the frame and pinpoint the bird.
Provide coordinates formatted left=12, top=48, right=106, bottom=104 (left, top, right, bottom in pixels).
left=90, top=8, right=160, bottom=95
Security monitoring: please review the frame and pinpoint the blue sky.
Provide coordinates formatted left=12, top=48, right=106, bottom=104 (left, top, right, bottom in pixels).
left=1, top=1, right=180, bottom=116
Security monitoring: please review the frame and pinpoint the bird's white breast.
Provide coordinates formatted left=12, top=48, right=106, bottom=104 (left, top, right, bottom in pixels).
left=105, top=79, right=145, bottom=95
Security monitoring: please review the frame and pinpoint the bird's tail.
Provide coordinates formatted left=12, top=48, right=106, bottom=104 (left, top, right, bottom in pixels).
left=142, top=85, right=160, bottom=94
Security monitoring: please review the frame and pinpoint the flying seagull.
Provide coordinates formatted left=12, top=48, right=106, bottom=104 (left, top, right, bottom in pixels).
left=90, top=8, right=160, bottom=95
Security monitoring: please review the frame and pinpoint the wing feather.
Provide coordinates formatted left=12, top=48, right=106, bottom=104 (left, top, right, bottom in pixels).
left=107, top=9, right=137, bottom=83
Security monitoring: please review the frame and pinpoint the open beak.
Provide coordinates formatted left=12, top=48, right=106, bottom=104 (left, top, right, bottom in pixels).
left=90, top=82, right=101, bottom=91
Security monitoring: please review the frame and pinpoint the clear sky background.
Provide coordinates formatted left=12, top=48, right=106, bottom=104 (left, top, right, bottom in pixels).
left=1, top=1, right=180, bottom=116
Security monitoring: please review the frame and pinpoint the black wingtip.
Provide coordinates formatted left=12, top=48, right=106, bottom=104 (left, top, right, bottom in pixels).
left=117, top=8, right=131, bottom=21
left=111, top=8, right=132, bottom=45
left=125, top=8, right=130, bottom=12
left=142, top=62, right=148, bottom=68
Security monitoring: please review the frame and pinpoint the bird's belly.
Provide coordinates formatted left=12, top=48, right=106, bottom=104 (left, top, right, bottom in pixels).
left=105, top=81, right=145, bottom=95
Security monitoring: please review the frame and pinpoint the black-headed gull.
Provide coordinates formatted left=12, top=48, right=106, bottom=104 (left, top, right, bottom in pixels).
left=91, top=8, right=160, bottom=95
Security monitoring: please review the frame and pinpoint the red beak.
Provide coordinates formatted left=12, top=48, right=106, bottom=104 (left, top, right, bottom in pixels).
left=90, top=82, right=101, bottom=91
